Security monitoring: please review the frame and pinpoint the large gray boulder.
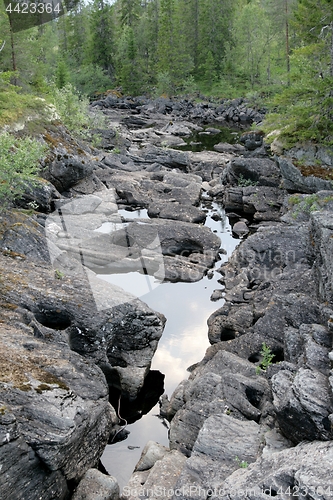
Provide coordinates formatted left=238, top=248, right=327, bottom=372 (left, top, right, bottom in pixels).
left=221, top=157, right=281, bottom=188
left=277, top=156, right=333, bottom=193
left=0, top=323, right=115, bottom=499
left=272, top=367, right=333, bottom=443
left=43, top=153, right=95, bottom=192
left=72, top=469, right=119, bottom=500
left=173, top=415, right=264, bottom=500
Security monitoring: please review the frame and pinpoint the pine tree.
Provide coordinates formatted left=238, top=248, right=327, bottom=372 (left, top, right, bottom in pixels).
left=89, top=0, right=114, bottom=78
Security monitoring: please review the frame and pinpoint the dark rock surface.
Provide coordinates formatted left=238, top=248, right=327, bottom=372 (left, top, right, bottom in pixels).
left=0, top=321, right=116, bottom=499
left=121, top=124, right=333, bottom=499
left=91, top=95, right=266, bottom=127
left=3, top=96, right=333, bottom=499
left=277, top=156, right=333, bottom=193
left=221, top=157, right=281, bottom=187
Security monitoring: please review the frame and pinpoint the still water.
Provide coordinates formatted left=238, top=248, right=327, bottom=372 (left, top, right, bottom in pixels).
left=100, top=203, right=238, bottom=490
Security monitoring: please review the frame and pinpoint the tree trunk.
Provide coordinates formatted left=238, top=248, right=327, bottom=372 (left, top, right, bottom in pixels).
left=330, top=21, right=333, bottom=77
left=9, top=18, right=17, bottom=85
left=285, top=0, right=290, bottom=85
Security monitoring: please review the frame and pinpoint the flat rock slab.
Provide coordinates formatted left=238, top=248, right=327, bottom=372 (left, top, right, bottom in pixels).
left=173, top=414, right=263, bottom=500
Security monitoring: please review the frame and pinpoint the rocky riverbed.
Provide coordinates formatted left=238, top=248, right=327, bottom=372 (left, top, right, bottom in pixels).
left=1, top=95, right=333, bottom=499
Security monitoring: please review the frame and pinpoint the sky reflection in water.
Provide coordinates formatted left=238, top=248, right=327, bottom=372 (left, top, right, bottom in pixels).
left=100, top=204, right=239, bottom=490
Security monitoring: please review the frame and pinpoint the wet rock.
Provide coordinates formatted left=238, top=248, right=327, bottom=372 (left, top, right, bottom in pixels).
left=72, top=469, right=119, bottom=500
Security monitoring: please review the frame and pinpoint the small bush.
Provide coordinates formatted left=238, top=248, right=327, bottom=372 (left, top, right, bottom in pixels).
left=237, top=174, right=258, bottom=187
left=256, top=343, right=275, bottom=374
left=0, top=132, right=47, bottom=209
left=49, top=83, right=90, bottom=134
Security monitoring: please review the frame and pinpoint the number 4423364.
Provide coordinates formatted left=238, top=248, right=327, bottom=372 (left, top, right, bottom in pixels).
left=276, top=485, right=333, bottom=496
left=6, top=2, right=61, bottom=14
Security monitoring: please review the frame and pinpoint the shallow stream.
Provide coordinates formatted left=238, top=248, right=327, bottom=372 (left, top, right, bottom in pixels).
left=99, top=203, right=239, bottom=490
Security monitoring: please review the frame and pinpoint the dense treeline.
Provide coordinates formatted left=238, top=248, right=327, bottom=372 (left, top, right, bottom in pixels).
left=0, top=0, right=332, bottom=144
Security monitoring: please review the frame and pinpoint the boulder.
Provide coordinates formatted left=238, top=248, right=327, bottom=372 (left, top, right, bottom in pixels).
left=221, top=157, right=281, bottom=188
left=43, top=153, right=95, bottom=192
left=239, top=130, right=264, bottom=151
left=72, top=469, right=119, bottom=500
left=218, top=441, right=333, bottom=500
left=0, top=322, right=115, bottom=498
left=277, top=156, right=333, bottom=194
left=15, top=178, right=61, bottom=213
left=272, top=366, right=333, bottom=443
left=173, top=415, right=264, bottom=500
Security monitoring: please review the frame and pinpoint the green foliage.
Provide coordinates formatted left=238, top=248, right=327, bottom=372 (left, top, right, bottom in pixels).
left=237, top=174, right=259, bottom=187
left=54, top=269, right=65, bottom=279
left=55, top=59, right=69, bottom=89
left=154, top=71, right=173, bottom=97
left=70, top=64, right=112, bottom=96
left=235, top=456, right=249, bottom=468
left=49, top=83, right=90, bottom=134
left=0, top=132, right=47, bottom=208
left=256, top=343, right=275, bottom=374
left=0, top=73, right=47, bottom=127
left=288, top=193, right=333, bottom=219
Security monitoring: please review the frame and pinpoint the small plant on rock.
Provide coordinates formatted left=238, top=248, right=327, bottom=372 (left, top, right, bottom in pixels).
left=237, top=174, right=258, bottom=187
left=54, top=269, right=64, bottom=280
left=235, top=456, right=249, bottom=468
left=256, top=343, right=275, bottom=374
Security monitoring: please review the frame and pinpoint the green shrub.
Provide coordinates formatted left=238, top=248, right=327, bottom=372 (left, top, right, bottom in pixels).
left=49, top=82, right=108, bottom=144
left=70, top=64, right=112, bottom=97
left=49, top=83, right=90, bottom=134
left=0, top=132, right=47, bottom=209
left=237, top=174, right=258, bottom=187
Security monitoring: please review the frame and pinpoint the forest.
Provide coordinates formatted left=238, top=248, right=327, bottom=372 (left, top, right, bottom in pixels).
left=0, top=0, right=332, bottom=146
